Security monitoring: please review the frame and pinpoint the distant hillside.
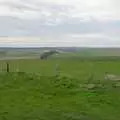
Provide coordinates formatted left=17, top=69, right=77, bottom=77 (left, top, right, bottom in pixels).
left=0, top=47, right=120, bottom=60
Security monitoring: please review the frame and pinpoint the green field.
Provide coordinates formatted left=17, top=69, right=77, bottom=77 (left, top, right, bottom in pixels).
left=0, top=57, right=120, bottom=120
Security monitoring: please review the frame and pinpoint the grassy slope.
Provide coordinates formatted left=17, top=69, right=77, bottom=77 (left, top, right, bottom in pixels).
left=0, top=72, right=120, bottom=120
left=1, top=59, right=120, bottom=78
left=0, top=59, right=120, bottom=119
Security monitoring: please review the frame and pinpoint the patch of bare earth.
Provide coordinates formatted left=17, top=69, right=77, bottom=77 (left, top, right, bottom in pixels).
left=104, top=74, right=120, bottom=81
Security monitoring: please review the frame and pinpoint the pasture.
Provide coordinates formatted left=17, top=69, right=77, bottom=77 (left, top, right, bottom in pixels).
left=0, top=48, right=120, bottom=120
left=0, top=57, right=120, bottom=120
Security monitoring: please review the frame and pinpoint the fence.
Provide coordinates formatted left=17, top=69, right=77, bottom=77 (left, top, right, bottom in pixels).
left=0, top=62, right=20, bottom=73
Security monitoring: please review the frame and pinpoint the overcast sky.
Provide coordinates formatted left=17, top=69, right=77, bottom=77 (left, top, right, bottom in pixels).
left=0, top=0, right=120, bottom=47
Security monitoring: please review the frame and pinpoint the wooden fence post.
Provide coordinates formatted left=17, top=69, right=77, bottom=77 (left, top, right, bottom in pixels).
left=6, top=62, right=9, bottom=73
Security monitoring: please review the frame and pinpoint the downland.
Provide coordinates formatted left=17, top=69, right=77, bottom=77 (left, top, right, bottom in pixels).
left=0, top=47, right=120, bottom=120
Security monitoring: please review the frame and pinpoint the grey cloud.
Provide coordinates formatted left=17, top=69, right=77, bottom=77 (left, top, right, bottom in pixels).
left=0, top=0, right=120, bottom=47
left=0, top=1, right=39, bottom=11
left=0, top=0, right=72, bottom=15
left=0, top=16, right=120, bottom=37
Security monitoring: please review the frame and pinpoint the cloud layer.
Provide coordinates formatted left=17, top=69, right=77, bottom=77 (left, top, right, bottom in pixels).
left=0, top=0, right=120, bottom=47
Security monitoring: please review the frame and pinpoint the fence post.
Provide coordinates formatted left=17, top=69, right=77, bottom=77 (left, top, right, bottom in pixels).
left=6, top=62, right=10, bottom=73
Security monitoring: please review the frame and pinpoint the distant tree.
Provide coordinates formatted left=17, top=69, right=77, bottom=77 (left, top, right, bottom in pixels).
left=40, top=50, right=59, bottom=60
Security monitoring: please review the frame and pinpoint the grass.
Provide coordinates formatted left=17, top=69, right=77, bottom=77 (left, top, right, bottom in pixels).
left=0, top=58, right=120, bottom=119
left=1, top=58, right=120, bottom=77
left=0, top=72, right=120, bottom=120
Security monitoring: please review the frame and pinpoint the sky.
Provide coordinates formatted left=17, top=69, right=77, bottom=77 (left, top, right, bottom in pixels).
left=0, top=0, right=120, bottom=47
